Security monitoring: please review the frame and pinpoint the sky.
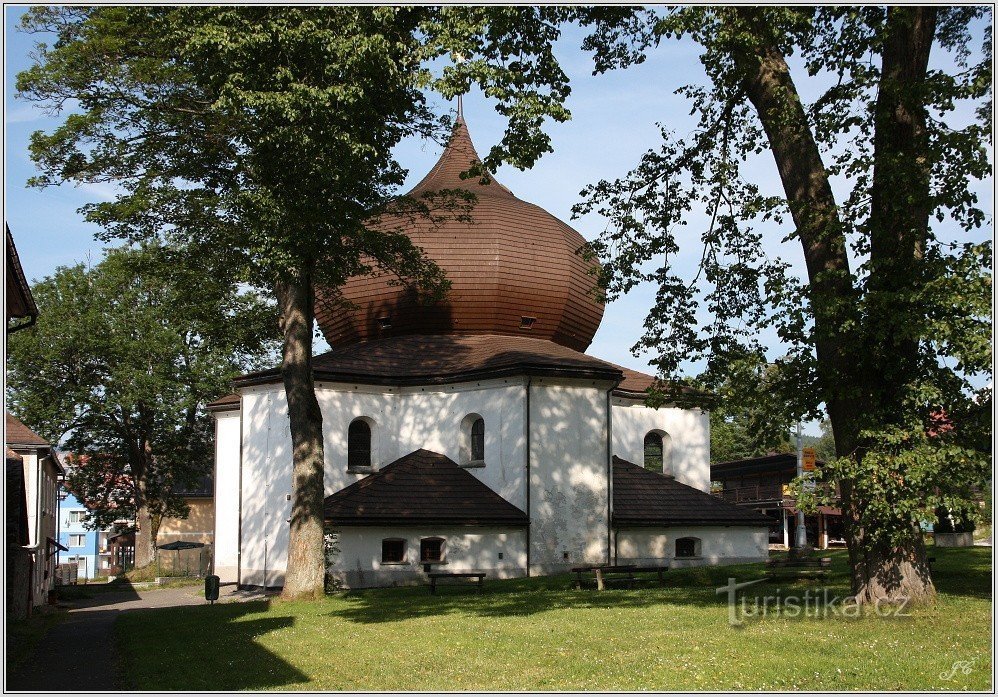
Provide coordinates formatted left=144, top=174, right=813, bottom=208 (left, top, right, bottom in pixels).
left=4, top=8, right=992, bottom=436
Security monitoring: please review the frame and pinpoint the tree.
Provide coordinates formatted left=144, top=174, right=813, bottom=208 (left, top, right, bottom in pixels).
left=574, top=7, right=991, bottom=603
left=6, top=243, right=277, bottom=566
left=15, top=6, right=576, bottom=598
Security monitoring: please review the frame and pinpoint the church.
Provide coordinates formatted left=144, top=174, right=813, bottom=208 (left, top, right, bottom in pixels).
left=209, top=114, right=770, bottom=589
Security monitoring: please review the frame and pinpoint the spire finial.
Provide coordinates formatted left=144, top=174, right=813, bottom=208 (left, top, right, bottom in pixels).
left=451, top=52, right=467, bottom=123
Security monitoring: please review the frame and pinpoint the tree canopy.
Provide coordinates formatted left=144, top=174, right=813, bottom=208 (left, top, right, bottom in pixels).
left=574, top=6, right=991, bottom=602
left=7, top=242, right=278, bottom=564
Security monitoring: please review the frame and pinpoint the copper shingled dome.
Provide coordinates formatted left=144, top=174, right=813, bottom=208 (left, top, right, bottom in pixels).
left=315, top=117, right=604, bottom=352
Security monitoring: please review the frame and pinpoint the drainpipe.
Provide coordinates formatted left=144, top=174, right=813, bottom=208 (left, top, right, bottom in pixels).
left=524, top=376, right=532, bottom=577
left=237, top=402, right=245, bottom=588
left=605, top=382, right=619, bottom=565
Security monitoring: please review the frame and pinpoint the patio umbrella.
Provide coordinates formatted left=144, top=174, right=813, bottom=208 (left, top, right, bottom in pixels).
left=157, top=541, right=205, bottom=551
left=157, top=541, right=206, bottom=576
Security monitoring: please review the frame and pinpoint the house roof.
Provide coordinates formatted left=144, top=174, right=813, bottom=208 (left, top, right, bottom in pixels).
left=710, top=453, right=826, bottom=479
left=5, top=412, right=49, bottom=448
left=324, top=448, right=529, bottom=527
left=206, top=393, right=241, bottom=412
left=612, top=456, right=774, bottom=527
left=235, top=333, right=624, bottom=389
left=315, top=116, right=605, bottom=352
left=6, top=224, right=38, bottom=323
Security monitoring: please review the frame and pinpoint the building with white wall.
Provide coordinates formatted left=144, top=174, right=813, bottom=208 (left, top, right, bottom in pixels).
left=6, top=413, right=64, bottom=606
left=210, top=116, right=770, bottom=589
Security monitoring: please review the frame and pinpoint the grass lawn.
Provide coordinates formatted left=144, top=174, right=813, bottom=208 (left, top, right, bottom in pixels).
left=115, top=547, right=992, bottom=691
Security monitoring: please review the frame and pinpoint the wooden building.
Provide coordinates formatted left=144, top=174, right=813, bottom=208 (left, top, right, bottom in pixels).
left=710, top=453, right=845, bottom=550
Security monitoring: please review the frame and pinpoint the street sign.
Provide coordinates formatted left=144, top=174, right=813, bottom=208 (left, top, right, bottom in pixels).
left=802, top=447, right=817, bottom=472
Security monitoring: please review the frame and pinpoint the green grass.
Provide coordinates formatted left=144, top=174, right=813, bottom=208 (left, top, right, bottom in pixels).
left=116, top=547, right=992, bottom=691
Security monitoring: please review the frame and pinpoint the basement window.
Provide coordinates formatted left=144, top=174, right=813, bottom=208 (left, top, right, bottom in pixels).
left=675, top=537, right=701, bottom=559
left=420, top=537, right=445, bottom=563
left=519, top=316, right=537, bottom=329
left=381, top=538, right=406, bottom=564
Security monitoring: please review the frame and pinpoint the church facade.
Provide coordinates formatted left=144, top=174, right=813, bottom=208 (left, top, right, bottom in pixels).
left=210, top=117, right=770, bottom=589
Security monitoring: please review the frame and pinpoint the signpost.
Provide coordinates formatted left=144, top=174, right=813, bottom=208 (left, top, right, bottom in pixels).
left=802, top=447, right=817, bottom=472
left=795, top=423, right=808, bottom=549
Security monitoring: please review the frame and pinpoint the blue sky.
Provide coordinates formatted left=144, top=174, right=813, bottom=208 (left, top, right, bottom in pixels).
left=5, top=9, right=991, bottom=435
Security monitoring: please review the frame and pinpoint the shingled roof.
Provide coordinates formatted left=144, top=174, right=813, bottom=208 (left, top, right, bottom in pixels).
left=206, top=393, right=241, bottom=412
left=315, top=116, right=604, bottom=352
left=324, top=449, right=529, bottom=527
left=612, top=456, right=773, bottom=527
left=5, top=413, right=49, bottom=448
left=236, top=333, right=623, bottom=389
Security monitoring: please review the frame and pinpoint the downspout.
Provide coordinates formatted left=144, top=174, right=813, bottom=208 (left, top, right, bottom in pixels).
left=237, top=404, right=245, bottom=588
left=606, top=384, right=615, bottom=566
left=524, top=376, right=532, bottom=577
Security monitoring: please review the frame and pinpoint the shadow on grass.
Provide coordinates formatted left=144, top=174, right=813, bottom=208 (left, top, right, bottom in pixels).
left=927, top=546, right=993, bottom=600
left=55, top=579, right=142, bottom=607
left=116, top=600, right=308, bottom=691
left=331, top=561, right=790, bottom=625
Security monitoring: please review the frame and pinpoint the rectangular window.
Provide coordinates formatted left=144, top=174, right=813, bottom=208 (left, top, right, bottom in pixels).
left=69, top=510, right=86, bottom=524
left=381, top=539, right=406, bottom=564
left=420, top=538, right=444, bottom=563
left=69, top=534, right=86, bottom=547
left=675, top=537, right=699, bottom=558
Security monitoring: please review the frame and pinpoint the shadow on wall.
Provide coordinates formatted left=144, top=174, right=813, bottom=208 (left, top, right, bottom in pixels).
left=117, top=600, right=309, bottom=691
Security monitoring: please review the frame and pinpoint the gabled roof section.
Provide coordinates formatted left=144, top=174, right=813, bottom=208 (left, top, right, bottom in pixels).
left=6, top=224, right=38, bottom=323
left=5, top=412, right=49, bottom=448
left=324, top=449, right=529, bottom=527
left=612, top=456, right=773, bottom=527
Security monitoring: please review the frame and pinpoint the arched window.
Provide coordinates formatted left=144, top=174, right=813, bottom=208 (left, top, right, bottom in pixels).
left=643, top=430, right=672, bottom=475
left=459, top=413, right=486, bottom=466
left=675, top=537, right=701, bottom=558
left=348, top=419, right=372, bottom=470
left=471, top=417, right=485, bottom=461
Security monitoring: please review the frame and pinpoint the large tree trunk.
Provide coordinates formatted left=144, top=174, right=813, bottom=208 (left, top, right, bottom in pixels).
left=134, top=488, right=155, bottom=568
left=729, top=8, right=936, bottom=604
left=275, top=268, right=327, bottom=600
left=132, top=446, right=155, bottom=568
left=846, top=7, right=940, bottom=606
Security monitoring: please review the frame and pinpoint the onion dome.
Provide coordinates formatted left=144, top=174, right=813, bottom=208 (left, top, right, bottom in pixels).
left=315, top=116, right=604, bottom=352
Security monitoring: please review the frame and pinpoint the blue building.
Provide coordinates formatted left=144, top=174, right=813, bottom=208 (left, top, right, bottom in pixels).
left=57, top=490, right=111, bottom=579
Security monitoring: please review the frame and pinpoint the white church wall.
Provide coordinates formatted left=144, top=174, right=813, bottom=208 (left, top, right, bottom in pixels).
left=330, top=526, right=527, bottom=589
left=529, top=378, right=612, bottom=572
left=238, top=385, right=294, bottom=588
left=316, top=378, right=528, bottom=511
left=615, top=525, right=769, bottom=566
left=212, top=409, right=242, bottom=583
left=611, top=398, right=711, bottom=492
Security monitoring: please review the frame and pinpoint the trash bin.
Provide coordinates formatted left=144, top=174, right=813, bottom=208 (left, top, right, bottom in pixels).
left=205, top=575, right=220, bottom=604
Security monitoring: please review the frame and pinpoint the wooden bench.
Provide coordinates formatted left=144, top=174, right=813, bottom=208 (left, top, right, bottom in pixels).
left=631, top=565, right=671, bottom=585
left=766, top=556, right=831, bottom=579
left=427, top=571, right=485, bottom=595
left=571, top=565, right=638, bottom=591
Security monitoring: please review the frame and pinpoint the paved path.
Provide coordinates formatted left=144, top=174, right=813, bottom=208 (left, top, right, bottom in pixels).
left=7, top=584, right=273, bottom=692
